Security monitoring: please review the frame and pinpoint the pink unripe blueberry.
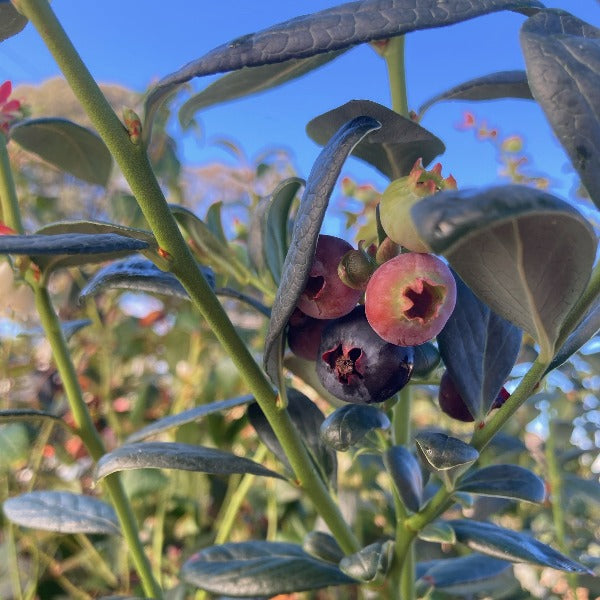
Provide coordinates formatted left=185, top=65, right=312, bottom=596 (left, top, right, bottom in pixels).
left=365, top=253, right=456, bottom=346
left=297, top=234, right=363, bottom=319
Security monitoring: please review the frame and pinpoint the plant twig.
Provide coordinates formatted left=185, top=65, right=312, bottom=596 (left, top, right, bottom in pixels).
left=383, top=36, right=409, bottom=117
left=0, top=132, right=23, bottom=232
left=16, top=0, right=359, bottom=557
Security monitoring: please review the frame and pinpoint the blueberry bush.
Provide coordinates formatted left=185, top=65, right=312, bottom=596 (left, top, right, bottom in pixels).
left=1, top=1, right=600, bottom=599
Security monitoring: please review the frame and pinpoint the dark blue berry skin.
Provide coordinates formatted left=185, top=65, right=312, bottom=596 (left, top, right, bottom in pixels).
left=317, top=306, right=414, bottom=404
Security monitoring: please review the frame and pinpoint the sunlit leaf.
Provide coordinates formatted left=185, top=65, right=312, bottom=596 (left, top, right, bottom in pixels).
left=3, top=491, right=120, bottom=535
left=0, top=423, right=30, bottom=470
left=437, top=272, right=522, bottom=422
left=145, top=0, right=543, bottom=135
left=10, top=118, right=112, bottom=186
left=418, top=521, right=456, bottom=544
left=126, top=395, right=254, bottom=443
left=384, top=446, right=423, bottom=512
left=307, top=100, right=445, bottom=179
left=179, top=51, right=347, bottom=127
left=457, top=464, right=545, bottom=503
left=418, top=70, right=532, bottom=115
left=95, top=442, right=284, bottom=481
left=521, top=10, right=600, bottom=208
left=448, top=519, right=590, bottom=572
left=263, top=116, right=380, bottom=385
left=181, top=541, right=355, bottom=596
left=412, top=184, right=597, bottom=358
left=0, top=2, right=27, bottom=41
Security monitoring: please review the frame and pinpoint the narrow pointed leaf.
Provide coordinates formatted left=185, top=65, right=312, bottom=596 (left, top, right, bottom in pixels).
left=320, top=404, right=390, bottom=452
left=307, top=100, right=445, bottom=179
left=179, top=50, right=347, bottom=127
left=521, top=10, right=600, bottom=207
left=126, top=395, right=254, bottom=443
left=0, top=409, right=72, bottom=431
left=339, top=540, right=394, bottom=583
left=36, top=220, right=157, bottom=248
left=95, top=442, right=283, bottom=481
left=3, top=491, right=120, bottom=535
left=548, top=300, right=600, bottom=372
left=248, top=390, right=336, bottom=483
left=215, top=287, right=271, bottom=317
left=181, top=541, right=355, bottom=596
left=0, top=2, right=27, bottom=41
left=415, top=432, right=479, bottom=471
left=448, top=519, right=590, bottom=572
left=417, top=554, right=512, bottom=595
left=437, top=272, right=522, bottom=421
left=205, top=201, right=228, bottom=244
left=412, top=185, right=597, bottom=358
left=145, top=0, right=543, bottom=134
left=384, top=446, right=423, bottom=512
left=247, top=195, right=272, bottom=276
left=302, top=532, right=345, bottom=564
left=10, top=118, right=112, bottom=186
left=418, top=521, right=456, bottom=544
left=418, top=70, right=533, bottom=115
left=457, top=464, right=545, bottom=503
left=263, top=116, right=380, bottom=384
left=265, top=177, right=304, bottom=285
left=170, top=204, right=249, bottom=283
left=22, top=318, right=91, bottom=340
left=79, top=257, right=214, bottom=302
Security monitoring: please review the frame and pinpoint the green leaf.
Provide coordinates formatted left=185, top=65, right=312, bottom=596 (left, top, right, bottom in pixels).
left=0, top=2, right=27, bottom=41
left=437, top=272, right=522, bottom=422
left=411, top=184, right=597, bottom=358
left=264, top=177, right=304, bottom=285
left=418, top=521, right=456, bottom=544
left=339, top=540, right=394, bottom=583
left=448, top=519, right=590, bottom=572
left=179, top=50, right=347, bottom=127
left=384, top=446, right=423, bottom=512
left=0, top=409, right=72, bottom=432
left=307, top=100, right=445, bottom=180
left=169, top=203, right=249, bottom=283
left=121, top=469, right=170, bottom=499
left=144, top=0, right=542, bottom=137
left=181, top=541, right=355, bottom=596
left=3, top=491, right=120, bottom=535
left=0, top=423, right=30, bottom=470
left=415, top=432, right=479, bottom=472
left=36, top=220, right=157, bottom=247
left=521, top=10, right=600, bottom=208
left=412, top=342, right=441, bottom=378
left=418, top=70, right=533, bottom=116
left=248, top=390, right=336, bottom=484
left=320, top=404, right=390, bottom=452
left=79, top=257, right=214, bottom=301
left=205, top=201, right=228, bottom=245
left=302, top=532, right=345, bottom=564
left=22, top=318, right=91, bottom=340
left=10, top=118, right=112, bottom=186
left=417, top=554, right=513, bottom=595
left=457, top=464, right=545, bottom=503
left=263, top=116, right=380, bottom=385
left=0, top=233, right=149, bottom=256
left=126, top=395, right=254, bottom=443
left=95, top=442, right=284, bottom=481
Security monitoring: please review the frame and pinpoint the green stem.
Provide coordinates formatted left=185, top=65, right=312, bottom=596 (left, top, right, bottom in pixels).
left=391, top=387, right=414, bottom=599
left=554, top=259, right=600, bottom=353
left=0, top=132, right=23, bottom=232
left=17, top=0, right=359, bottom=556
left=471, top=356, right=549, bottom=452
left=545, top=420, right=568, bottom=553
left=383, top=37, right=409, bottom=117
left=34, top=286, right=163, bottom=599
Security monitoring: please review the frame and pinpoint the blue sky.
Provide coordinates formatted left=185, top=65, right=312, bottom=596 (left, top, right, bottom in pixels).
left=1, top=1, right=599, bottom=233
